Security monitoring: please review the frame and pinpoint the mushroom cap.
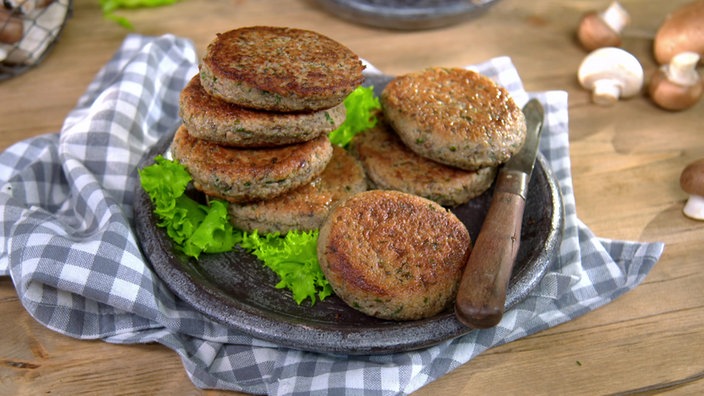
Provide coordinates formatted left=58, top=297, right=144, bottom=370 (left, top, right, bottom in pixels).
left=649, top=58, right=704, bottom=111
left=680, top=158, right=704, bottom=196
left=0, top=11, right=24, bottom=45
left=649, top=52, right=703, bottom=110
left=578, top=47, right=644, bottom=103
left=653, top=0, right=704, bottom=64
left=649, top=71, right=704, bottom=110
left=577, top=12, right=622, bottom=51
left=576, top=2, right=630, bottom=51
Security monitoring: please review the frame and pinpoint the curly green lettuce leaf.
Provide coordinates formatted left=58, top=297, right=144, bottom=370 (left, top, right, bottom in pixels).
left=181, top=200, right=238, bottom=258
left=139, top=156, right=330, bottom=304
left=239, top=230, right=332, bottom=305
left=100, top=0, right=180, bottom=29
left=138, top=155, right=197, bottom=243
left=328, top=85, right=381, bottom=147
left=139, top=155, right=236, bottom=259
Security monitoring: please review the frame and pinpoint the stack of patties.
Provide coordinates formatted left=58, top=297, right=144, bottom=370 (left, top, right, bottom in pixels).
left=171, top=26, right=368, bottom=233
left=350, top=67, right=527, bottom=207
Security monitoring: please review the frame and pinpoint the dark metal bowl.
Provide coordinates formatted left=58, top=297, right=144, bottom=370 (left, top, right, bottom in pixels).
left=311, top=0, right=501, bottom=30
left=133, top=75, right=564, bottom=355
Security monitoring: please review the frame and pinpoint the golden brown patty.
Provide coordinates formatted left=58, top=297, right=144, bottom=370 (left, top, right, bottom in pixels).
left=200, top=26, right=365, bottom=112
left=170, top=126, right=333, bottom=203
left=317, top=190, right=471, bottom=321
left=381, top=67, right=526, bottom=170
left=228, top=146, right=367, bottom=233
left=179, top=75, right=347, bottom=147
left=350, top=120, right=497, bottom=206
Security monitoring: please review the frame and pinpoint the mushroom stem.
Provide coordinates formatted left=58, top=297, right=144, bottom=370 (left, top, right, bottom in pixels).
left=666, top=51, right=701, bottom=86
left=591, top=79, right=624, bottom=105
left=600, top=1, right=630, bottom=33
left=683, top=194, right=704, bottom=220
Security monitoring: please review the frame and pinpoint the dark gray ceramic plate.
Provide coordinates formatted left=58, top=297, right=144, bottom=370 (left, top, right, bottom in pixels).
left=312, top=0, right=501, bottom=30
left=134, top=77, right=564, bottom=355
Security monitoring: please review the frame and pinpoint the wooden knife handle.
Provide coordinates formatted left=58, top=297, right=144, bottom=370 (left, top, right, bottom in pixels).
left=455, top=174, right=526, bottom=329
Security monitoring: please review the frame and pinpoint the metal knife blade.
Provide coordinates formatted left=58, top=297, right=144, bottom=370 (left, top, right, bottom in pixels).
left=455, top=98, right=545, bottom=329
left=500, top=99, right=545, bottom=198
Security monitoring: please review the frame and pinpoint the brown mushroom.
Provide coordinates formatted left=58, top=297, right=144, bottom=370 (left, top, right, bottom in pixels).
left=577, top=1, right=630, bottom=51
left=649, top=51, right=703, bottom=111
left=680, top=158, right=704, bottom=220
left=0, top=10, right=24, bottom=45
left=4, top=0, right=56, bottom=14
left=653, top=0, right=704, bottom=65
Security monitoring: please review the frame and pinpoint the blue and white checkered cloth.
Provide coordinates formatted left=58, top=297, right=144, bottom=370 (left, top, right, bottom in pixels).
left=0, top=34, right=664, bottom=395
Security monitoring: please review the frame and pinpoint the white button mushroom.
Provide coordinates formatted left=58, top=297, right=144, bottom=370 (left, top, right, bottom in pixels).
left=680, top=158, right=704, bottom=220
left=578, top=47, right=644, bottom=105
left=649, top=51, right=703, bottom=111
left=577, top=1, right=631, bottom=51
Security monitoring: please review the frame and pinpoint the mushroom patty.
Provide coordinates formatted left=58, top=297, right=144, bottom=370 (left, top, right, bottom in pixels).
left=179, top=75, right=347, bottom=147
left=350, top=120, right=497, bottom=206
left=170, top=126, right=333, bottom=203
left=228, top=146, right=367, bottom=233
left=200, top=26, right=365, bottom=112
left=317, top=190, right=471, bottom=321
left=381, top=67, right=526, bottom=170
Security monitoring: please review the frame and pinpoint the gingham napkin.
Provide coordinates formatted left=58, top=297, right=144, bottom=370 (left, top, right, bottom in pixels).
left=0, top=34, right=664, bottom=395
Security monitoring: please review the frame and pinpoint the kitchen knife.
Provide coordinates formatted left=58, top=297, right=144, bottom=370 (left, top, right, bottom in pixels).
left=455, top=98, right=545, bottom=329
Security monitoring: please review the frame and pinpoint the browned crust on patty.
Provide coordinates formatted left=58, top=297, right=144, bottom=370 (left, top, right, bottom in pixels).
left=350, top=120, right=497, bottom=206
left=317, top=190, right=471, bottom=320
left=228, top=146, right=367, bottom=233
left=200, top=26, right=365, bottom=111
left=381, top=67, right=526, bottom=170
left=179, top=75, right=347, bottom=147
left=170, top=126, right=333, bottom=203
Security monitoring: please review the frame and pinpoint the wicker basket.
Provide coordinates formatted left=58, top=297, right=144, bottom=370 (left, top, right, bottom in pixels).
left=0, top=0, right=72, bottom=81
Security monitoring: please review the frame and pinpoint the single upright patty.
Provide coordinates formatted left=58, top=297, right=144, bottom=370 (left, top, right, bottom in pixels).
left=179, top=75, right=347, bottom=147
left=200, top=26, right=365, bottom=112
left=381, top=67, right=526, bottom=170
left=317, top=190, right=471, bottom=321
left=350, top=120, right=497, bottom=206
left=170, top=126, right=333, bottom=203
left=228, top=146, right=367, bottom=233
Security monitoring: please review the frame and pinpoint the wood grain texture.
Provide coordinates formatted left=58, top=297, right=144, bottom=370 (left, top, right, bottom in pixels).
left=456, top=187, right=524, bottom=329
left=1, top=0, right=703, bottom=394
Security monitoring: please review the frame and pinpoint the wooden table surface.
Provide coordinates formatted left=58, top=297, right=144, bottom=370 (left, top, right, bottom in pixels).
left=1, top=0, right=703, bottom=394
